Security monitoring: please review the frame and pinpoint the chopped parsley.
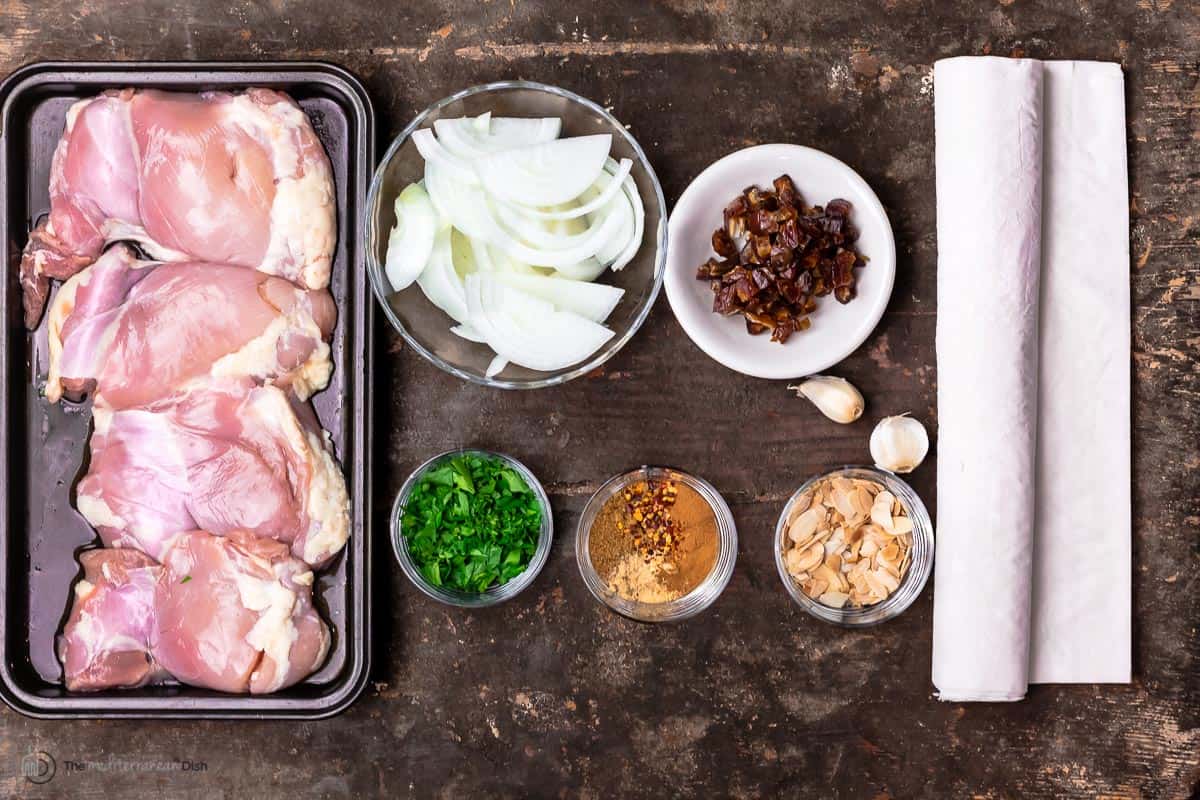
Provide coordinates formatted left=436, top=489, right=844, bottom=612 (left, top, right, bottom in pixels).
left=401, top=454, right=542, bottom=592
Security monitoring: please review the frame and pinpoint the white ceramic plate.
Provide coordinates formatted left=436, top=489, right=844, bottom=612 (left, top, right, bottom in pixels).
left=664, top=144, right=896, bottom=380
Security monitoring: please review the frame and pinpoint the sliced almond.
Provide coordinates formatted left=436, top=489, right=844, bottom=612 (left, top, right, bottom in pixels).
left=854, top=485, right=874, bottom=515
left=819, top=591, right=849, bottom=609
left=879, top=542, right=900, bottom=563
left=788, top=507, right=822, bottom=543
left=863, top=570, right=887, bottom=598
left=784, top=548, right=809, bottom=578
left=815, top=562, right=848, bottom=594
left=797, top=540, right=824, bottom=572
left=785, top=475, right=913, bottom=609
left=832, top=488, right=857, bottom=520
left=874, top=568, right=900, bottom=593
left=804, top=577, right=829, bottom=598
left=788, top=491, right=813, bottom=522
left=870, top=493, right=895, bottom=531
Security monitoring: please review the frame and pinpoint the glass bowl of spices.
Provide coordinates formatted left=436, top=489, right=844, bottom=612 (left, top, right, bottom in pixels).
left=392, top=449, right=553, bottom=607
left=775, top=466, right=933, bottom=626
left=576, top=466, right=737, bottom=622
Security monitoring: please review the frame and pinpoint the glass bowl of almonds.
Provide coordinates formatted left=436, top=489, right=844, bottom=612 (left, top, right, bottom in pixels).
left=775, top=466, right=932, bottom=626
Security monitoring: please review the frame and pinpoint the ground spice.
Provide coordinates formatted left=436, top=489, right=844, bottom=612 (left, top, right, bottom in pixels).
left=588, top=478, right=719, bottom=603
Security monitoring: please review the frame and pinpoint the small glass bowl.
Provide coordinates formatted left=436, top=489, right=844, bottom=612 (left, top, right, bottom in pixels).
left=576, top=466, right=737, bottom=623
left=774, top=466, right=933, bottom=626
left=391, top=449, right=553, bottom=607
left=365, top=80, right=668, bottom=389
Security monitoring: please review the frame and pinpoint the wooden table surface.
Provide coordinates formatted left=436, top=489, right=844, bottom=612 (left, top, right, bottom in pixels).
left=1, top=1, right=1197, bottom=798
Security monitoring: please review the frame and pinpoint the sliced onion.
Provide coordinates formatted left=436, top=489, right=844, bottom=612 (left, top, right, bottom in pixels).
left=487, top=117, right=561, bottom=147
left=416, top=228, right=468, bottom=323
left=385, top=182, right=438, bottom=291
left=501, top=204, right=627, bottom=268
left=469, top=237, right=498, bottom=273
left=451, top=322, right=488, bottom=343
left=544, top=213, right=589, bottom=237
left=424, top=161, right=494, bottom=241
left=492, top=158, right=633, bottom=221
left=485, top=354, right=508, bottom=378
left=487, top=246, right=536, bottom=275
left=490, top=191, right=622, bottom=252
left=412, top=128, right=477, bottom=184
left=552, top=258, right=608, bottom=282
left=428, top=167, right=628, bottom=269
left=397, top=113, right=644, bottom=375
left=433, top=117, right=490, bottom=160
left=607, top=157, right=645, bottom=271
left=475, top=135, right=611, bottom=208
left=436, top=115, right=560, bottom=156
left=450, top=229, right=480, bottom=277
left=465, top=275, right=613, bottom=372
left=496, top=272, right=624, bottom=323
left=593, top=186, right=634, bottom=265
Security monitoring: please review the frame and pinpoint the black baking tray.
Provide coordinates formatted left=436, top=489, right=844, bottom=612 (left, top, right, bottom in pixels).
left=0, top=62, right=374, bottom=718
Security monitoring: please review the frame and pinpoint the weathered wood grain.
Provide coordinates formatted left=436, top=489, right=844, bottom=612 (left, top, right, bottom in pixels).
left=0, top=0, right=1196, bottom=798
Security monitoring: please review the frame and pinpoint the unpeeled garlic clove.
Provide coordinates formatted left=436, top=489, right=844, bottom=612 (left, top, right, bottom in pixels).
left=788, top=376, right=864, bottom=424
left=869, top=414, right=929, bottom=473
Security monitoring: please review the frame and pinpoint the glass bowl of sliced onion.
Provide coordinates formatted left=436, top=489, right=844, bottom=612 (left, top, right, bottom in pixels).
left=366, top=81, right=668, bottom=388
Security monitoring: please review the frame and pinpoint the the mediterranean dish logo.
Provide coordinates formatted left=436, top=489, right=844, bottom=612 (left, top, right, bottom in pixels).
left=20, top=750, right=208, bottom=784
left=20, top=751, right=55, bottom=784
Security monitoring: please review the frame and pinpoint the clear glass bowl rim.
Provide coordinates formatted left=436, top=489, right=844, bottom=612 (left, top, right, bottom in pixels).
left=364, top=79, right=669, bottom=390
left=390, top=448, right=554, bottom=607
left=773, top=465, right=934, bottom=627
left=575, top=466, right=738, bottom=623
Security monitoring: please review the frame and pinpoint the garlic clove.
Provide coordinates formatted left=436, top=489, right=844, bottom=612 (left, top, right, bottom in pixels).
left=788, top=376, right=864, bottom=424
left=869, top=414, right=929, bottom=473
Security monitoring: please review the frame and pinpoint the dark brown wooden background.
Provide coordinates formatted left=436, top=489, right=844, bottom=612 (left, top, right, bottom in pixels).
left=1, top=1, right=1197, bottom=798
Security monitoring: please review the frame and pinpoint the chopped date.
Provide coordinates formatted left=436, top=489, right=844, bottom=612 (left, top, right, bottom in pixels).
left=778, top=218, right=801, bottom=249
left=774, top=175, right=801, bottom=208
left=827, top=198, right=852, bottom=217
left=733, top=274, right=758, bottom=303
left=752, top=234, right=772, bottom=260
left=769, top=246, right=793, bottom=270
left=744, top=311, right=773, bottom=335
left=712, top=284, right=739, bottom=315
left=695, top=174, right=867, bottom=344
left=696, top=257, right=734, bottom=280
left=748, top=208, right=778, bottom=235
left=712, top=228, right=737, bottom=259
left=776, top=277, right=802, bottom=305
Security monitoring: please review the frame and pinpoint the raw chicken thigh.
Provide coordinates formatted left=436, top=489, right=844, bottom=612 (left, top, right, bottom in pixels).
left=42, top=87, right=346, bottom=697
left=77, top=377, right=350, bottom=568
left=154, top=531, right=330, bottom=694
left=59, top=532, right=330, bottom=694
left=21, top=87, right=335, bottom=327
left=58, top=549, right=164, bottom=691
left=46, top=244, right=336, bottom=408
